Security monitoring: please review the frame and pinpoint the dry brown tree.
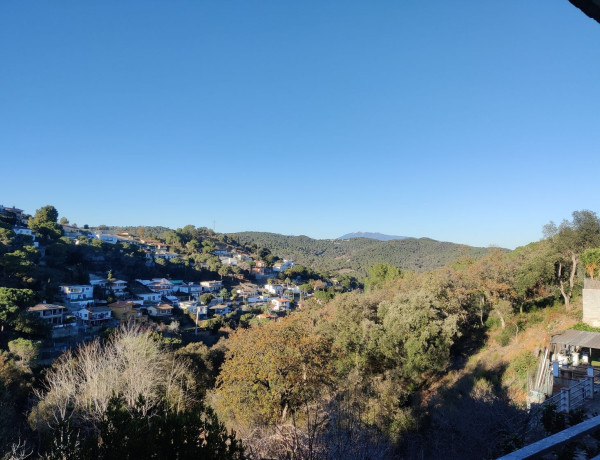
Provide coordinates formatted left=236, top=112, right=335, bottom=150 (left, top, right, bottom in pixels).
left=29, top=325, right=195, bottom=433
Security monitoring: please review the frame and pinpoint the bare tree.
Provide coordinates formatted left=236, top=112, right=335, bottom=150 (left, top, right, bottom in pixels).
left=5, top=437, right=33, bottom=460
left=29, top=326, right=195, bottom=433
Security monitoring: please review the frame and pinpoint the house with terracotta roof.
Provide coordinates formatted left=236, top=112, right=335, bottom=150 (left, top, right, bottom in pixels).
left=108, top=300, right=147, bottom=325
left=27, top=303, right=66, bottom=325
left=107, top=300, right=137, bottom=320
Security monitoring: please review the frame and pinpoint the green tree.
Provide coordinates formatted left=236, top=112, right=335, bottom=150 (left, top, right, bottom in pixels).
left=200, top=293, right=215, bottom=305
left=1, top=247, right=39, bottom=286
left=364, top=263, right=402, bottom=290
left=163, top=230, right=183, bottom=250
left=202, top=240, right=216, bottom=254
left=0, top=351, right=35, bottom=449
left=214, top=314, right=332, bottom=426
left=467, top=250, right=516, bottom=329
left=81, top=396, right=246, bottom=460
left=76, top=235, right=89, bottom=245
left=231, top=265, right=242, bottom=277
left=218, top=266, right=231, bottom=280
left=59, top=217, right=69, bottom=225
left=8, top=338, right=41, bottom=366
left=379, top=290, right=460, bottom=382
left=0, top=287, right=37, bottom=323
left=544, top=210, right=600, bottom=309
left=239, top=313, right=254, bottom=329
left=186, top=240, right=201, bottom=253
left=28, top=205, right=63, bottom=242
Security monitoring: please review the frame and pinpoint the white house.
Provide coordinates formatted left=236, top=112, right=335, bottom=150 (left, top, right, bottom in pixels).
left=273, top=260, right=294, bottom=273
left=138, top=278, right=174, bottom=295
left=287, top=285, right=301, bottom=294
left=209, top=304, right=232, bottom=316
left=60, top=285, right=94, bottom=307
left=94, top=233, right=118, bottom=244
left=178, top=300, right=197, bottom=312
left=154, top=252, right=180, bottom=261
left=174, top=283, right=203, bottom=295
left=179, top=300, right=208, bottom=318
left=246, top=295, right=269, bottom=304
left=189, top=304, right=208, bottom=317
left=89, top=274, right=109, bottom=287
left=135, top=292, right=161, bottom=303
left=201, top=280, right=222, bottom=292
left=264, top=284, right=284, bottom=296
left=75, top=307, right=112, bottom=326
left=271, top=298, right=291, bottom=312
left=13, top=227, right=38, bottom=247
left=108, top=279, right=128, bottom=297
left=219, top=256, right=239, bottom=266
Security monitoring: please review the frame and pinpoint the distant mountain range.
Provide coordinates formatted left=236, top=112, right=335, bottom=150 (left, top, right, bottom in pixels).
left=337, top=232, right=408, bottom=241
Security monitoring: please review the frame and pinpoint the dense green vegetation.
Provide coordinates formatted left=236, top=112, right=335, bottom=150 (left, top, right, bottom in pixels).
left=231, top=232, right=494, bottom=275
left=3, top=206, right=600, bottom=458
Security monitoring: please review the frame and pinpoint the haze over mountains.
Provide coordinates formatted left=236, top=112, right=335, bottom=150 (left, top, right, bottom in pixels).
left=337, top=232, right=408, bottom=241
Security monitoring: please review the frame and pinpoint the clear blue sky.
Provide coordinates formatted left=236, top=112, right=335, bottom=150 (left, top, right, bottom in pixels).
left=1, top=1, right=599, bottom=249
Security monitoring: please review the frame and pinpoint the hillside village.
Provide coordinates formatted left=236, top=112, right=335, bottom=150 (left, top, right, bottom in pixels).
left=8, top=203, right=600, bottom=458
left=0, top=204, right=354, bottom=351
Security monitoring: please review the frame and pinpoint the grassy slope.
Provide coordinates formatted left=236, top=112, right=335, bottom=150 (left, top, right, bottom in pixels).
left=431, top=300, right=581, bottom=407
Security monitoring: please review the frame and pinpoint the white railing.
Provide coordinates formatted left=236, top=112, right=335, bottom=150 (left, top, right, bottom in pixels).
left=537, top=377, right=594, bottom=413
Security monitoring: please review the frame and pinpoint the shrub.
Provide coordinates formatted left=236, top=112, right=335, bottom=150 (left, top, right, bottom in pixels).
left=498, top=324, right=518, bottom=346
left=508, top=351, right=537, bottom=381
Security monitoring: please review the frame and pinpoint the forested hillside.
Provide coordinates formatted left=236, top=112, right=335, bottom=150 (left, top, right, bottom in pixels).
left=4, top=208, right=600, bottom=459
left=232, top=232, right=494, bottom=275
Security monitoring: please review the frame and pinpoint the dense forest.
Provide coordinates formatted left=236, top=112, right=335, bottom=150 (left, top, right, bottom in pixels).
left=2, top=207, right=600, bottom=458
left=231, top=232, right=494, bottom=275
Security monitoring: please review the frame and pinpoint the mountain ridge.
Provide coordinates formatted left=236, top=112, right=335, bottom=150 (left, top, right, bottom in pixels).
left=231, top=231, right=502, bottom=275
left=337, top=231, right=408, bottom=241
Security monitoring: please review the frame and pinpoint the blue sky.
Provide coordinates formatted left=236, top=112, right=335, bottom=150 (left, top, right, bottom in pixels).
left=1, top=1, right=599, bottom=249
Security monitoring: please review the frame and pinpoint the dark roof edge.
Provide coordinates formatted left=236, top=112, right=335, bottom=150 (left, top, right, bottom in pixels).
left=569, top=0, right=600, bottom=23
